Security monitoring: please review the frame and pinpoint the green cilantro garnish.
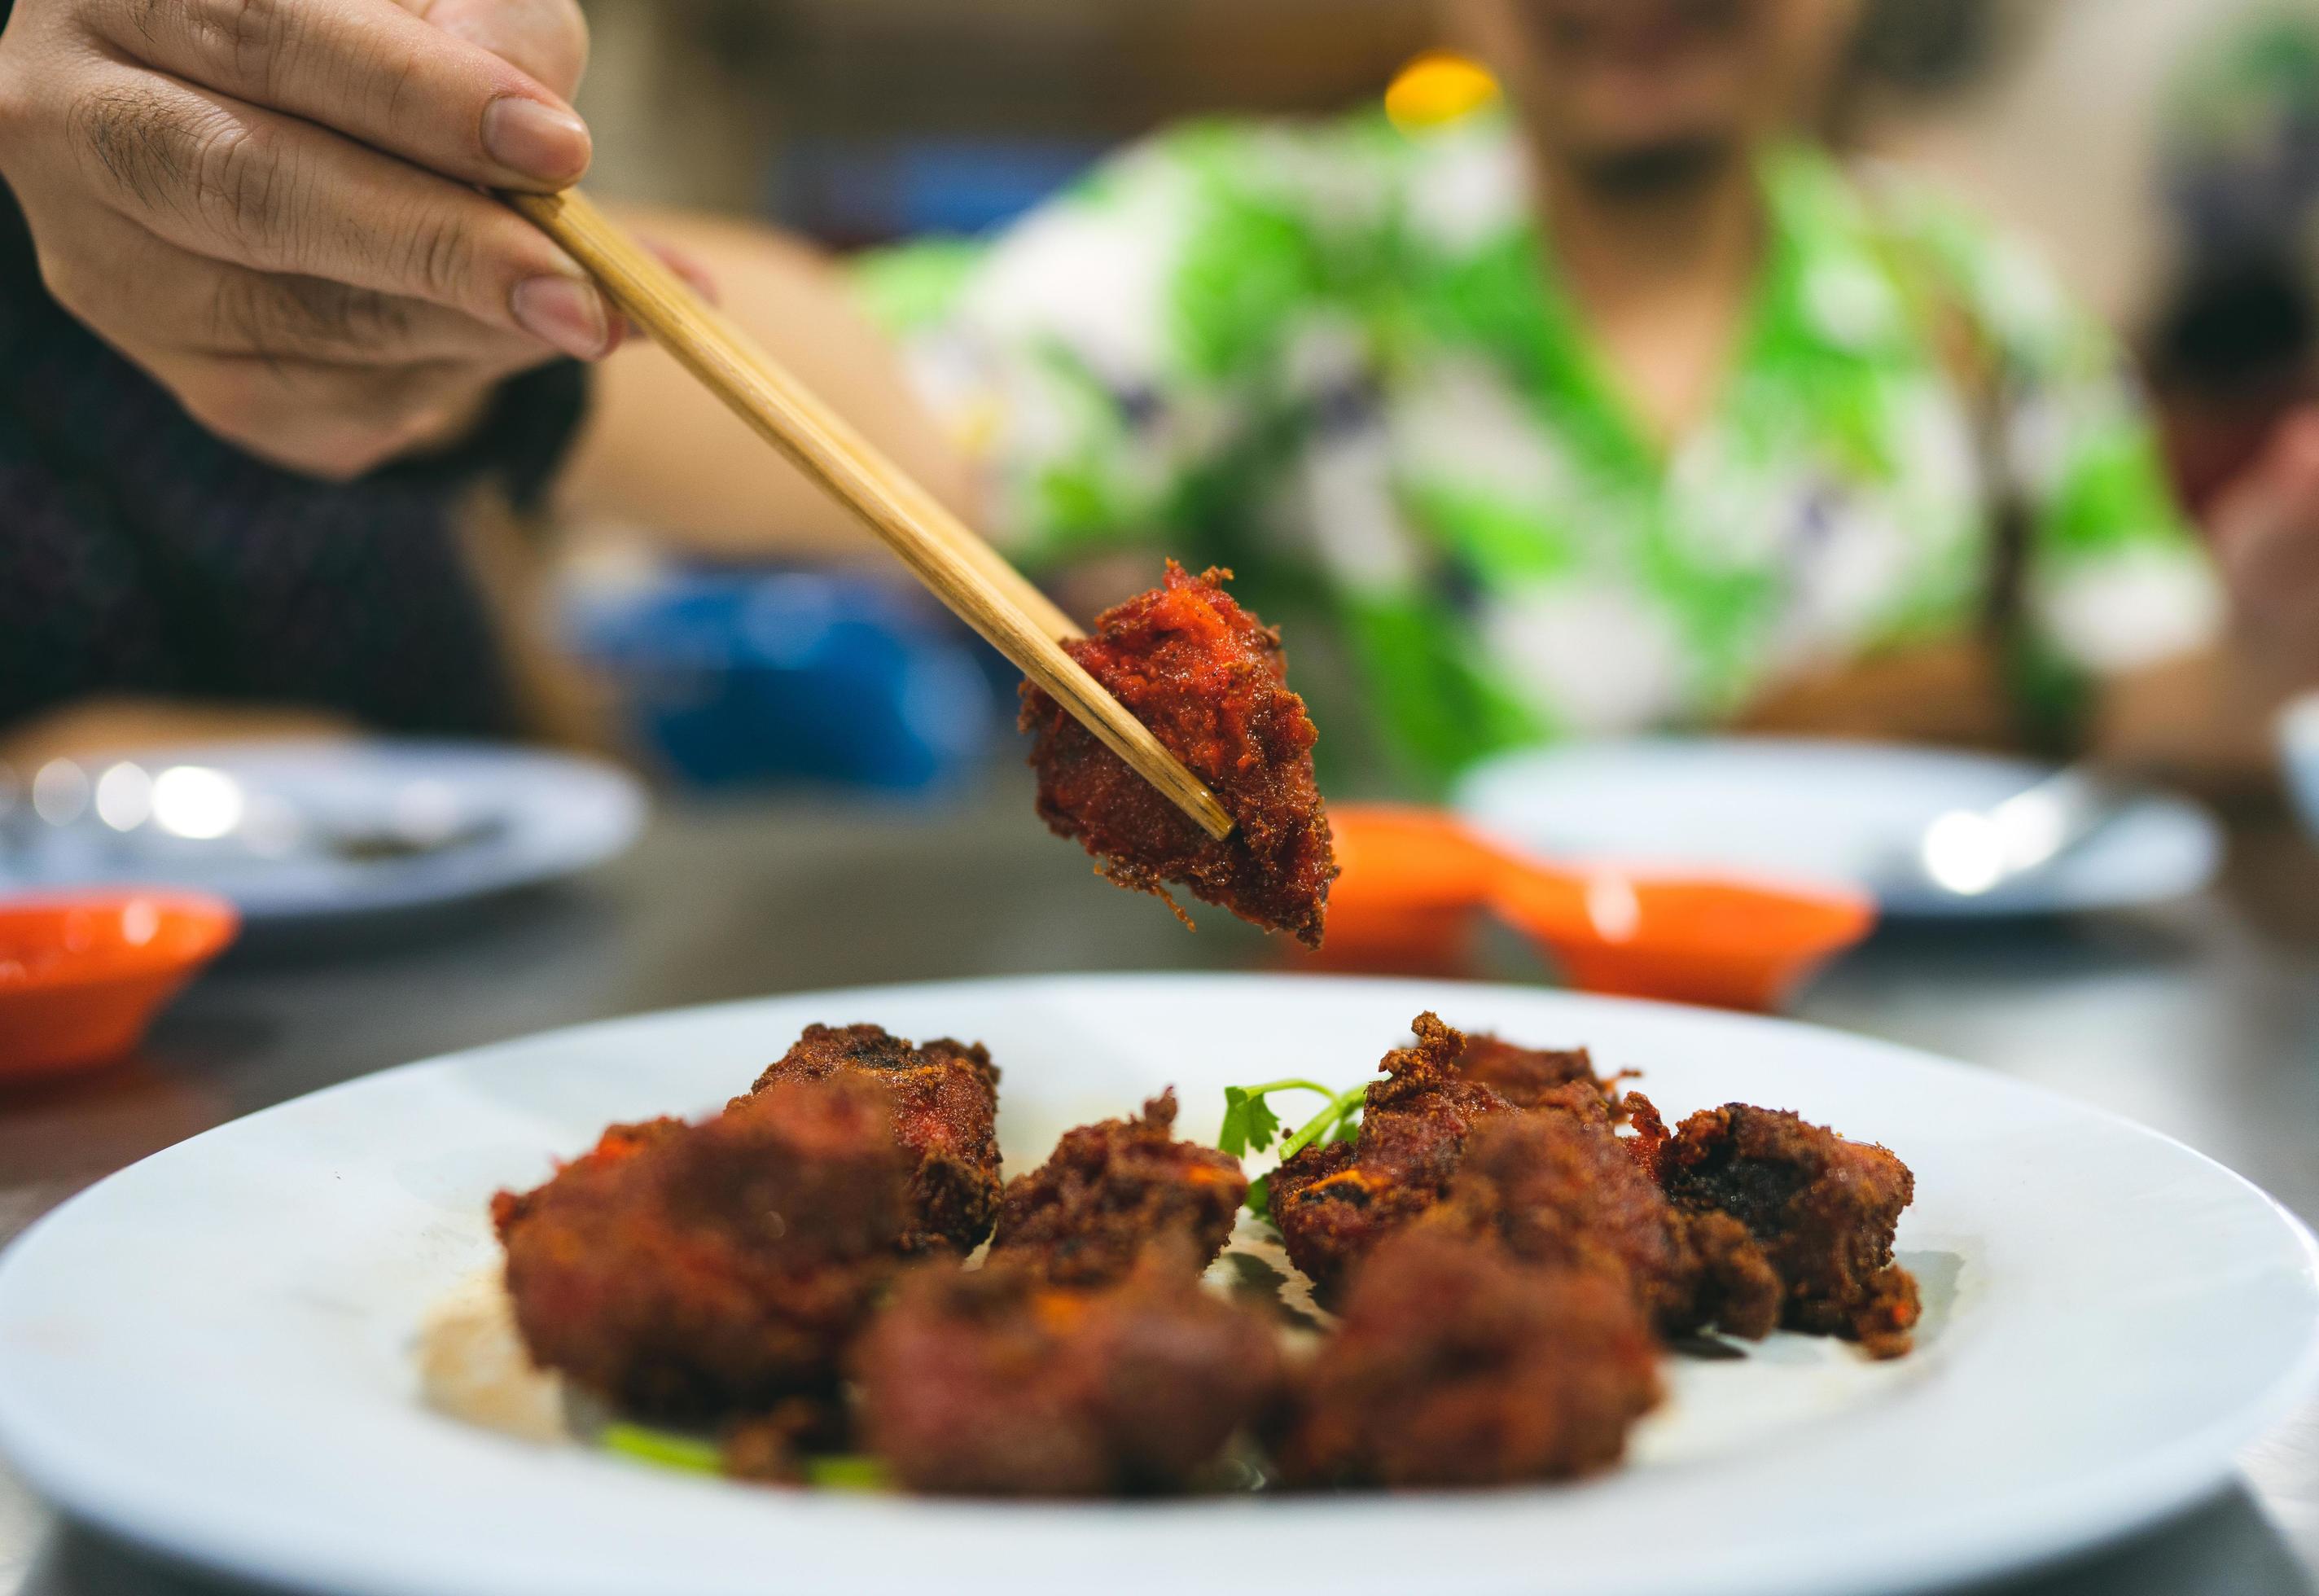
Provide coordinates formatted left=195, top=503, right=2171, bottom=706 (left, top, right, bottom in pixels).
left=1219, top=1084, right=1287, bottom=1158
left=601, top=1426, right=893, bottom=1493
left=805, top=1454, right=894, bottom=1492
left=601, top=1423, right=723, bottom=1475
left=1245, top=1172, right=1273, bottom=1222
left=1217, top=1078, right=1369, bottom=1217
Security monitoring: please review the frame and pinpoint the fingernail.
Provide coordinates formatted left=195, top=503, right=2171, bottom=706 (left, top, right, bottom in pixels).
left=511, top=275, right=612, bottom=359
left=483, top=96, right=590, bottom=185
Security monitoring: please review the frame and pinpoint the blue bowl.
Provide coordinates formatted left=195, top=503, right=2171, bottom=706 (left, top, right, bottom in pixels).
left=567, top=569, right=1007, bottom=795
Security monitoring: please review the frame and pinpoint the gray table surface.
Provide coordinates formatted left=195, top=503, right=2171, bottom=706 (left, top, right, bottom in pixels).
left=4, top=771, right=2317, bottom=1596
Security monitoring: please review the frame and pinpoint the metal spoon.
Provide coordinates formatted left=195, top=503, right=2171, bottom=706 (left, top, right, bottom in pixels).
left=1886, top=765, right=2125, bottom=901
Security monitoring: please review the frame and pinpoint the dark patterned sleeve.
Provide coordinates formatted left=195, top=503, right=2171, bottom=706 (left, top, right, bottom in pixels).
left=0, top=167, right=592, bottom=740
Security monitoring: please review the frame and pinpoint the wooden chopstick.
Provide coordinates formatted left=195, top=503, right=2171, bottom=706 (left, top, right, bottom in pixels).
left=506, top=187, right=1230, bottom=841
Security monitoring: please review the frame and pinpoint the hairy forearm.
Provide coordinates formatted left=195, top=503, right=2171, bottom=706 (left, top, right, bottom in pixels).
left=555, top=207, right=978, bottom=559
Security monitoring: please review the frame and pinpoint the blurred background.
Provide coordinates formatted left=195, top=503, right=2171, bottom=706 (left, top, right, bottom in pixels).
left=12, top=0, right=2319, bottom=952
left=536, top=0, right=2319, bottom=796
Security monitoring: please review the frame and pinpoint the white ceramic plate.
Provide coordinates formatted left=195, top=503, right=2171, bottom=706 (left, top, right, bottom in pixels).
left=1454, top=739, right=2225, bottom=919
left=0, top=739, right=647, bottom=927
left=0, top=976, right=2312, bottom=1596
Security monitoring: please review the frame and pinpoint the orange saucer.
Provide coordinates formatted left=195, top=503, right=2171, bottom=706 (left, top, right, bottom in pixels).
left=1490, top=861, right=1877, bottom=1012
left=1309, top=805, right=1876, bottom=1011
left=1298, top=806, right=1504, bottom=976
left=0, top=892, right=239, bottom=1081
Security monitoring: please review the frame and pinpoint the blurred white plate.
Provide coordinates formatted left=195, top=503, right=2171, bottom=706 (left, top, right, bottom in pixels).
left=0, top=975, right=2312, bottom=1596
left=0, top=739, right=646, bottom=927
left=1456, top=739, right=2224, bottom=918
left=2282, top=692, right=2319, bottom=843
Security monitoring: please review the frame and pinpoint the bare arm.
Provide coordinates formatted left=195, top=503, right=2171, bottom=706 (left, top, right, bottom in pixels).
left=0, top=699, right=358, bottom=770
left=2091, top=647, right=2286, bottom=792
left=2097, top=411, right=2319, bottom=790
left=554, top=207, right=979, bottom=559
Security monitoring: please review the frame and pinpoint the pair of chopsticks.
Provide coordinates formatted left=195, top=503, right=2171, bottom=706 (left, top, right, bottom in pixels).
left=506, top=190, right=1234, bottom=842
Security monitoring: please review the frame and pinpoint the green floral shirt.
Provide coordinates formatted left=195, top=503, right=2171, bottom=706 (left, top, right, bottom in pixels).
left=859, top=111, right=2219, bottom=784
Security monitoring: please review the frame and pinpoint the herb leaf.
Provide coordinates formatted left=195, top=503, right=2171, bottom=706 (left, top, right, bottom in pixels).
left=1216, top=1079, right=1370, bottom=1217
left=1219, top=1085, right=1282, bottom=1159
left=601, top=1423, right=723, bottom=1475
left=805, top=1454, right=893, bottom=1492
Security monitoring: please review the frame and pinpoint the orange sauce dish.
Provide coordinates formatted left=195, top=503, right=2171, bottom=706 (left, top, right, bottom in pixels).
left=1306, top=805, right=1876, bottom=1011
left=1491, top=862, right=1877, bottom=1012
left=0, top=893, right=239, bottom=1081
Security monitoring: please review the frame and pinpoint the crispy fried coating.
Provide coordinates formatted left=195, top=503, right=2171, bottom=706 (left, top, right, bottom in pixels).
left=1624, top=1090, right=1674, bottom=1180
left=989, top=1090, right=1247, bottom=1287
left=1431, top=1112, right=1782, bottom=1340
left=1269, top=1013, right=1519, bottom=1291
left=1454, top=1033, right=1628, bottom=1117
left=744, top=1023, right=1002, bottom=1256
left=1019, top=563, right=1337, bottom=946
left=1657, top=1103, right=1922, bottom=1357
left=489, top=1116, right=686, bottom=1235
left=493, top=1076, right=907, bottom=1418
left=1275, top=1226, right=1662, bottom=1489
left=1672, top=1208, right=1789, bottom=1342
left=855, top=1244, right=1285, bottom=1496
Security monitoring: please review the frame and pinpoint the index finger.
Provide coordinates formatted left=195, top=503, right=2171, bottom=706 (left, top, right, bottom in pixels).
left=94, top=0, right=591, bottom=189
left=401, top=0, right=588, bottom=100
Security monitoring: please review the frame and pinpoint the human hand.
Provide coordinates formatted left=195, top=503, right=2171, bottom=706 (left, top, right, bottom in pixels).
left=2206, top=407, right=2319, bottom=694
left=0, top=0, right=620, bottom=479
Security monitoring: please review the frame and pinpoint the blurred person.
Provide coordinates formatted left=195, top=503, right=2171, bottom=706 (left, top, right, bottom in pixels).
left=2144, top=11, right=2319, bottom=542
left=7, top=0, right=2318, bottom=792
left=598, top=0, right=2319, bottom=788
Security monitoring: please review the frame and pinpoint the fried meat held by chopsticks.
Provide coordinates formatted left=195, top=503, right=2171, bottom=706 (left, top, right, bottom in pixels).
left=1020, top=563, right=1337, bottom=946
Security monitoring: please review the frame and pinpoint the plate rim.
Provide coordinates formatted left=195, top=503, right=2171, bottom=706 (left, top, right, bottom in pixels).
left=0, top=737, right=650, bottom=925
left=2, top=972, right=2315, bottom=1596
left=1451, top=736, right=2227, bottom=919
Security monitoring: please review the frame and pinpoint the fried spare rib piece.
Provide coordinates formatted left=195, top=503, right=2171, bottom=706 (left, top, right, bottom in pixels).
left=1427, top=1111, right=1781, bottom=1340
left=743, top=1023, right=1002, bottom=1255
left=1656, top=1103, right=1922, bottom=1357
left=493, top=1076, right=907, bottom=1418
left=1269, top=1012, right=1520, bottom=1292
left=1019, top=562, right=1337, bottom=947
left=1454, top=1033, right=1630, bottom=1119
left=989, top=1090, right=1247, bottom=1287
left=855, top=1243, right=1285, bottom=1497
left=1274, top=1226, right=1662, bottom=1489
